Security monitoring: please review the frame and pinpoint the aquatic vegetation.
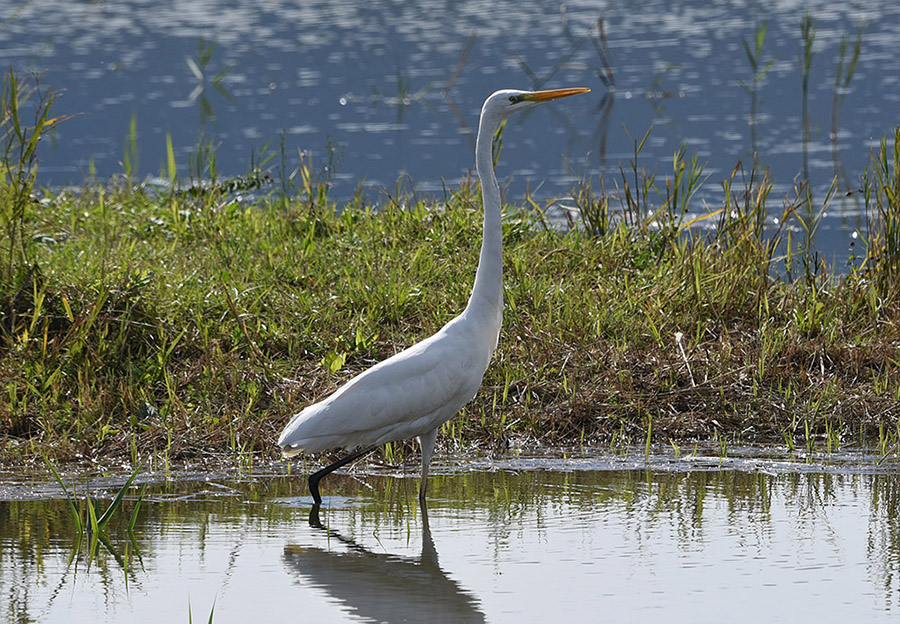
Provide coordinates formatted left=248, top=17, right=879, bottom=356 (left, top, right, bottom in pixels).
left=42, top=454, right=146, bottom=567
left=739, top=20, right=775, bottom=154
left=799, top=12, right=816, bottom=193
left=832, top=22, right=866, bottom=186
left=186, top=37, right=235, bottom=127
left=188, top=598, right=216, bottom=624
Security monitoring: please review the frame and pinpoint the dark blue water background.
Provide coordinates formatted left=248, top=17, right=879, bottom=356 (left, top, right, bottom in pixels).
left=3, top=0, right=898, bottom=263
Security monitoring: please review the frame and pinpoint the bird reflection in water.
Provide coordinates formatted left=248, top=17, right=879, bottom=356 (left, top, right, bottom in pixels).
left=284, top=501, right=485, bottom=623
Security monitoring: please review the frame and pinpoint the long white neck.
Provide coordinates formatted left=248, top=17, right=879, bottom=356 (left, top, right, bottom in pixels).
left=466, top=107, right=504, bottom=326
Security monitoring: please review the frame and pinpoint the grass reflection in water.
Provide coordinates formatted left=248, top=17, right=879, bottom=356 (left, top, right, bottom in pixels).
left=2, top=462, right=900, bottom=622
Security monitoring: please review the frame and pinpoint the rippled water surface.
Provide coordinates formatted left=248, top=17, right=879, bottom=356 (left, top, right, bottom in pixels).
left=3, top=449, right=900, bottom=623
left=3, top=1, right=899, bottom=258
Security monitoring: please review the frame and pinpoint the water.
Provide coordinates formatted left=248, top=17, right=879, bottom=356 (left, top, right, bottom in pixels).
left=3, top=1, right=899, bottom=261
left=4, top=449, right=900, bottom=622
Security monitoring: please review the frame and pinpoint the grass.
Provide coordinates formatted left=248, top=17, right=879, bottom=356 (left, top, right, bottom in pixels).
left=42, top=454, right=146, bottom=566
left=1, top=70, right=900, bottom=469
left=739, top=20, right=775, bottom=155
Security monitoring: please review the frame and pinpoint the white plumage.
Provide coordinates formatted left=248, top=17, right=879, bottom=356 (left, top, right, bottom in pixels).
left=278, top=87, right=590, bottom=504
left=279, top=306, right=498, bottom=455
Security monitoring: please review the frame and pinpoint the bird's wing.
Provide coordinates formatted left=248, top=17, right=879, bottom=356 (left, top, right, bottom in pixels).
left=279, top=331, right=485, bottom=453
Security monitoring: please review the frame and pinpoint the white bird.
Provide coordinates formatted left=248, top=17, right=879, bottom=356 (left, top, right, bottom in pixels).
left=279, top=87, right=590, bottom=506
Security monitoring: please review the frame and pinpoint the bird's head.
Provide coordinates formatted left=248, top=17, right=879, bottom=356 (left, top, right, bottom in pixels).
left=481, top=87, right=591, bottom=121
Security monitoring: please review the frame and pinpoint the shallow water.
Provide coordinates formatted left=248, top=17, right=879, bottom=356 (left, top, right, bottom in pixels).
left=3, top=449, right=900, bottom=623
left=3, top=1, right=899, bottom=261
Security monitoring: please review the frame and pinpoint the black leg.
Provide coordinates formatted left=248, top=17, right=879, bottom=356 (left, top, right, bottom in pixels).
left=308, top=503, right=323, bottom=528
left=307, top=445, right=378, bottom=506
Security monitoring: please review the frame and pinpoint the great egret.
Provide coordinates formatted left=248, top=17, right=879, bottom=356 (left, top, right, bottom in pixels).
left=279, top=87, right=590, bottom=506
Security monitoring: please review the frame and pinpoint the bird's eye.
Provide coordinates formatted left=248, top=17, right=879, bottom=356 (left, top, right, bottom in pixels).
left=508, top=95, right=517, bottom=103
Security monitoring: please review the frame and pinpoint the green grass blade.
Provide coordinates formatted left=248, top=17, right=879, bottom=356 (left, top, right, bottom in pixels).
left=42, top=453, right=83, bottom=535
left=97, top=462, right=145, bottom=531
left=166, top=131, right=177, bottom=187
left=128, top=481, right=149, bottom=533
left=87, top=494, right=100, bottom=535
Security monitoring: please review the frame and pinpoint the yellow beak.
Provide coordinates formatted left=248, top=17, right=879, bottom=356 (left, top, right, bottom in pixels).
left=522, top=87, right=591, bottom=102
